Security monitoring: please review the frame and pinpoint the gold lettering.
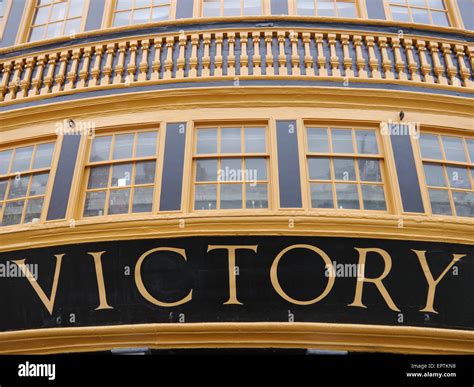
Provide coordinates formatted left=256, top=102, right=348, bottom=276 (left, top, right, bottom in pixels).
left=135, top=247, right=192, bottom=307
left=348, top=248, right=400, bottom=311
left=412, top=250, right=465, bottom=314
left=88, top=251, right=113, bottom=310
left=270, top=244, right=335, bottom=305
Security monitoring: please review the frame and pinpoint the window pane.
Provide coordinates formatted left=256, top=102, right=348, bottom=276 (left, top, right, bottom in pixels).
left=334, top=158, right=356, bottom=181
left=24, top=198, right=44, bottom=223
left=196, top=159, right=218, bottom=181
left=113, top=11, right=131, bottom=26
left=297, top=0, right=315, bottom=16
left=452, top=191, right=474, bottom=218
left=466, top=139, right=474, bottom=163
left=88, top=166, right=110, bottom=189
left=442, top=136, right=466, bottom=162
left=30, top=26, right=45, bottom=41
left=220, top=184, right=242, bottom=209
left=108, top=189, right=131, bottom=215
left=111, top=163, right=132, bottom=187
left=310, top=183, right=333, bottom=208
left=355, top=130, right=378, bottom=154
left=30, top=173, right=49, bottom=196
left=221, top=127, right=241, bottom=153
left=11, top=146, right=34, bottom=172
left=431, top=11, right=449, bottom=26
left=358, top=159, right=382, bottom=182
left=197, top=128, right=218, bottom=154
left=0, top=180, right=8, bottom=200
left=307, top=128, right=329, bottom=153
left=51, top=2, right=67, bottom=21
left=243, top=0, right=261, bottom=15
left=132, top=8, right=150, bottom=24
left=136, top=0, right=152, bottom=7
left=423, top=163, right=446, bottom=187
left=8, top=176, right=29, bottom=199
left=203, top=0, right=220, bottom=17
left=428, top=0, right=445, bottom=8
left=152, top=6, right=170, bottom=21
left=224, top=0, right=240, bottom=16
left=331, top=129, right=354, bottom=153
left=113, top=134, right=134, bottom=160
left=419, top=134, right=442, bottom=159
left=308, top=157, right=331, bottom=180
left=84, top=191, right=106, bottom=217
left=90, top=136, right=112, bottom=162
left=195, top=184, right=217, bottom=210
left=429, top=189, right=451, bottom=215
left=132, top=187, right=154, bottom=213
left=245, top=183, right=268, bottom=208
left=33, top=143, right=54, bottom=169
left=136, top=131, right=157, bottom=157
left=2, top=200, right=25, bottom=226
left=337, top=2, right=357, bottom=17
left=408, top=0, right=425, bottom=5
left=411, top=8, right=430, bottom=24
left=46, top=21, right=64, bottom=38
left=69, top=0, right=85, bottom=17
left=244, top=127, right=266, bottom=153
left=317, top=0, right=335, bottom=16
left=135, top=161, right=156, bottom=185
left=335, top=183, right=359, bottom=209
left=116, top=0, right=129, bottom=10
left=362, top=185, right=386, bottom=211
left=391, top=6, right=410, bottom=22
left=0, top=150, right=13, bottom=175
left=445, top=166, right=471, bottom=189
left=245, top=158, right=267, bottom=181
left=64, top=18, right=81, bottom=36
left=219, top=158, right=242, bottom=182
left=33, top=6, right=50, bottom=25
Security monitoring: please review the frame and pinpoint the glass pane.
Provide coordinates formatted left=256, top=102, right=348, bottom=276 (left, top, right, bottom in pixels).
left=33, top=143, right=54, bottom=169
left=245, top=158, right=267, bottom=181
left=68, top=0, right=85, bottom=17
left=197, top=128, right=218, bottom=154
left=195, top=184, right=217, bottom=210
left=33, top=6, right=50, bottom=25
left=108, top=189, right=131, bottom=215
left=419, top=134, right=442, bottom=159
left=442, top=136, right=466, bottom=162
left=391, top=6, right=410, bottom=22
left=308, top=157, right=331, bottom=180
left=88, top=166, right=110, bottom=189
left=335, top=183, right=359, bottom=209
left=224, top=0, right=240, bottom=16
left=136, top=131, right=157, bottom=157
left=132, top=8, right=150, bottom=24
left=445, top=166, right=471, bottom=189
left=64, top=18, right=81, bottom=36
left=2, top=200, right=25, bottom=226
left=90, top=136, right=112, bottom=162
left=317, top=0, right=335, bottom=16
left=411, top=8, right=430, bottom=24
left=423, top=163, right=446, bottom=187
left=307, top=128, right=329, bottom=153
left=83, top=191, right=106, bottom=217
left=466, top=139, right=474, bottom=163
left=408, top=0, right=425, bottom=5
left=221, top=127, right=241, bottom=153
left=51, top=2, right=67, bottom=21
left=334, top=158, right=356, bottom=181
left=203, top=0, right=220, bottom=17
left=111, top=163, right=132, bottom=187
left=297, top=0, right=315, bottom=16
left=219, top=158, right=242, bottom=182
left=337, top=2, right=357, bottom=17
left=355, top=130, right=378, bottom=154
left=135, top=161, right=156, bottom=185
left=245, top=183, right=268, bottom=209
left=452, top=192, right=474, bottom=218
left=152, top=6, right=170, bottom=21
left=136, top=0, right=152, bottom=7
left=46, top=21, right=64, bottom=38
left=29, top=26, right=45, bottom=41
left=8, top=176, right=29, bottom=199
left=113, top=134, right=134, bottom=160
left=243, top=0, right=261, bottom=15
left=358, top=159, right=382, bottom=182
left=310, top=183, right=333, bottom=208
left=428, top=0, right=445, bottom=8
left=429, top=189, right=451, bottom=215
left=11, top=146, right=34, bottom=172
left=24, top=197, right=44, bottom=223
left=116, top=0, right=129, bottom=10
left=0, top=150, right=12, bottom=175
left=113, top=11, right=131, bottom=26
left=431, top=11, right=449, bottom=26
left=220, top=184, right=242, bottom=209
left=331, top=129, right=354, bottom=153
left=196, top=159, right=218, bottom=182
left=30, top=173, right=49, bottom=196
left=244, top=127, right=266, bottom=153
left=132, top=187, right=154, bottom=213
left=0, top=179, right=8, bottom=200
left=362, top=185, right=386, bottom=211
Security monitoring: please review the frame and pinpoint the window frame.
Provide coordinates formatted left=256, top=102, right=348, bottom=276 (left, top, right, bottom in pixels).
left=289, top=0, right=368, bottom=18
left=198, top=0, right=270, bottom=18
left=0, top=0, right=12, bottom=40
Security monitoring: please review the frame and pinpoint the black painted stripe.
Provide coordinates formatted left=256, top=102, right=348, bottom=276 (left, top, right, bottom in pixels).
left=176, top=0, right=194, bottom=19
left=366, top=0, right=386, bottom=20
left=85, top=0, right=106, bottom=32
left=276, top=120, right=302, bottom=208
left=390, top=127, right=425, bottom=213
left=271, top=0, right=289, bottom=15
left=0, top=0, right=27, bottom=48
left=159, top=122, right=187, bottom=211
left=46, top=135, right=81, bottom=220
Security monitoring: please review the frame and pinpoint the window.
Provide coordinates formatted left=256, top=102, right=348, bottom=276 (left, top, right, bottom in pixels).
left=28, top=0, right=87, bottom=42
left=113, top=0, right=172, bottom=27
left=83, top=129, right=160, bottom=217
left=0, top=0, right=12, bottom=39
left=419, top=133, right=473, bottom=218
left=193, top=125, right=269, bottom=211
left=386, top=0, right=450, bottom=26
left=202, top=0, right=262, bottom=17
left=305, top=126, right=387, bottom=211
left=0, top=142, right=56, bottom=226
left=296, top=0, right=358, bottom=17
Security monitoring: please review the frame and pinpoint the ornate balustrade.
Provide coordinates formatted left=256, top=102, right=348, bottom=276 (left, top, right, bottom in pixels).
left=1, top=27, right=473, bottom=105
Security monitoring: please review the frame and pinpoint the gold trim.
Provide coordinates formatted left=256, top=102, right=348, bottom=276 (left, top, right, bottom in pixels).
left=0, top=322, right=472, bottom=354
